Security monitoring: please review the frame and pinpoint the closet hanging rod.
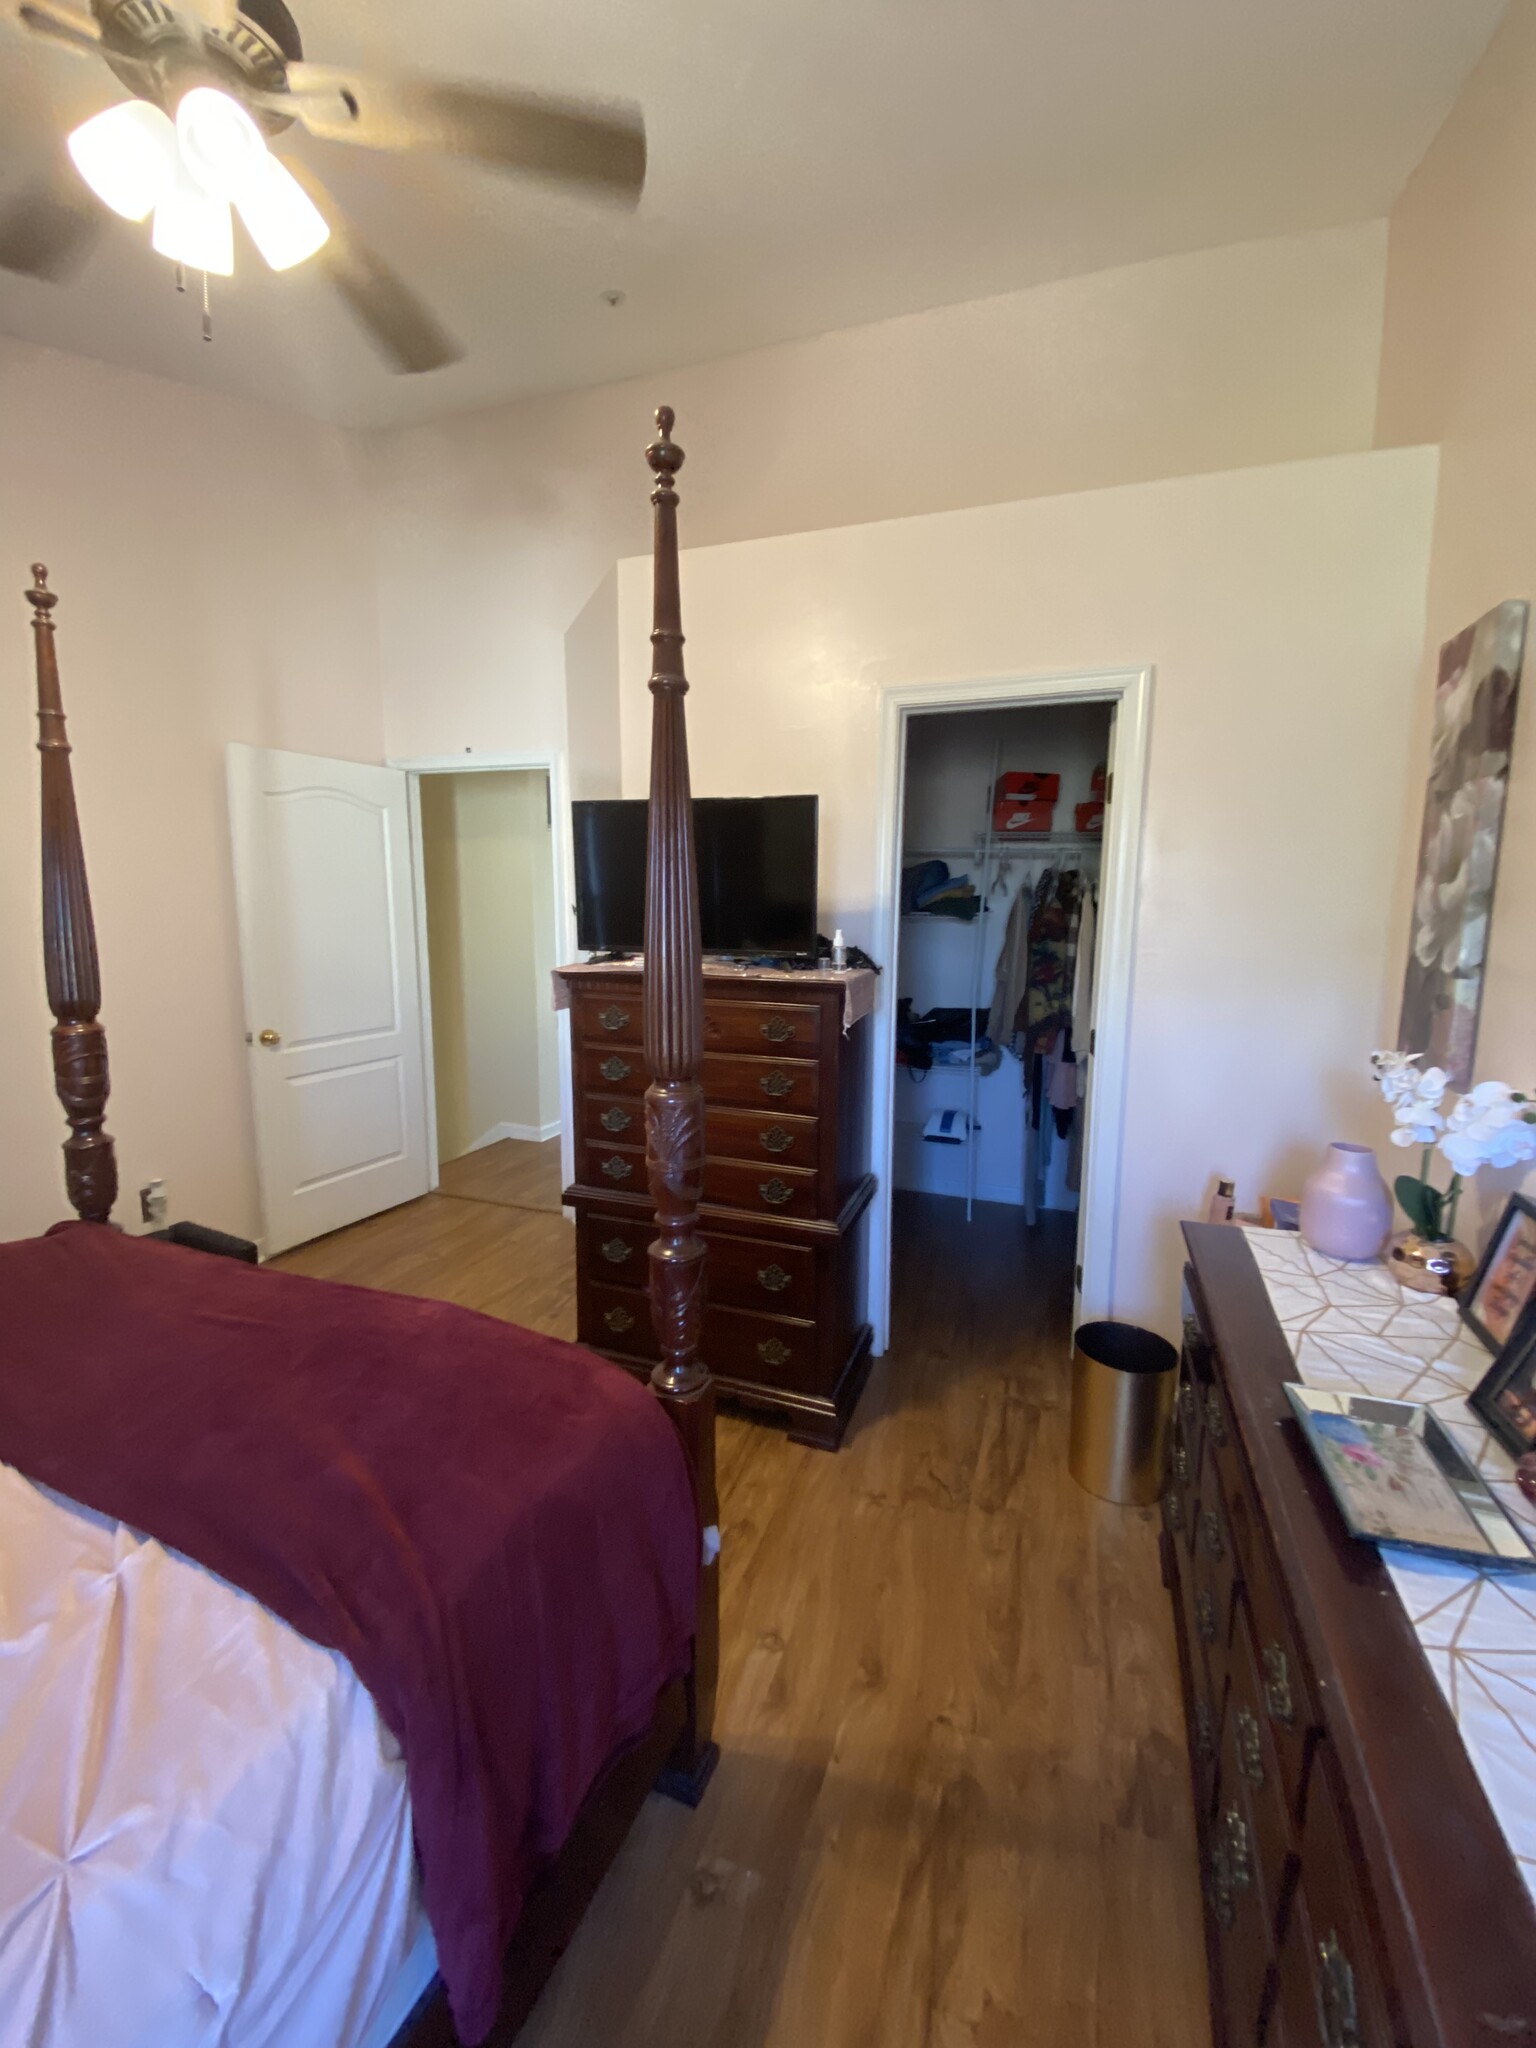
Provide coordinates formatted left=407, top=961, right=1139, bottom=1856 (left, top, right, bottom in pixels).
left=905, top=837, right=1103, bottom=858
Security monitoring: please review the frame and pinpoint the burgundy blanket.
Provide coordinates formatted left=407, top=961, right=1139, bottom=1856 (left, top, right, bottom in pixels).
left=0, top=1223, right=700, bottom=2044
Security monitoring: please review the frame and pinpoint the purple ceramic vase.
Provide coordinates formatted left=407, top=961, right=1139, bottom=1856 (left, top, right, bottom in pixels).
left=1299, top=1143, right=1392, bottom=1262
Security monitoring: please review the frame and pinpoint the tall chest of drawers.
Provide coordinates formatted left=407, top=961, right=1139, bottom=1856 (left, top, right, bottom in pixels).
left=1167, top=1225, right=1535, bottom=2048
left=562, top=965, right=876, bottom=1450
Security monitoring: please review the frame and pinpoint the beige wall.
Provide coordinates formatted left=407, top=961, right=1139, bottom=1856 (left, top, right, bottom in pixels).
left=419, top=770, right=559, bottom=1163
left=1377, top=0, right=1536, bottom=1247
left=0, top=336, right=383, bottom=1245
left=615, top=448, right=1439, bottom=1339
left=370, top=222, right=1389, bottom=764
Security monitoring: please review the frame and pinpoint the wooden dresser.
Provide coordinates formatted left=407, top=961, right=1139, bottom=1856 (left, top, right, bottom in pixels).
left=562, top=965, right=876, bottom=1449
left=1167, top=1225, right=1535, bottom=2048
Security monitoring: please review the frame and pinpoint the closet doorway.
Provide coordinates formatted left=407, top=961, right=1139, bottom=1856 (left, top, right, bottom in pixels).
left=872, top=671, right=1149, bottom=1351
left=409, top=762, right=567, bottom=1217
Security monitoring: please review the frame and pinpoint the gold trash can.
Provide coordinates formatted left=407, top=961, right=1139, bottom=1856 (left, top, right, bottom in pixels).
left=1068, top=1320, right=1179, bottom=1505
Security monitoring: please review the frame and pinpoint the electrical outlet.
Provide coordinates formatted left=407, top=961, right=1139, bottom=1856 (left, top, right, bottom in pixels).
left=139, top=1179, right=167, bottom=1227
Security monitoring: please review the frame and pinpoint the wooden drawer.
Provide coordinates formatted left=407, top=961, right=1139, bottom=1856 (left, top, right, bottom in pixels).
left=1229, top=1591, right=1298, bottom=1933
left=1210, top=1729, right=1279, bottom=2048
left=581, top=1213, right=651, bottom=1285
left=1285, top=1762, right=1396, bottom=2048
left=705, top=1105, right=818, bottom=1167
left=703, top=1302, right=820, bottom=1394
left=573, top=993, right=643, bottom=1046
left=579, top=1277, right=655, bottom=1360
left=1193, top=1448, right=1239, bottom=1683
left=1231, top=1490, right=1321, bottom=1826
left=577, top=1042, right=646, bottom=1095
left=704, top=1230, right=818, bottom=1318
left=701, top=1051, right=820, bottom=1113
left=580, top=1139, right=645, bottom=1193
left=582, top=1093, right=643, bottom=1145
left=703, top=1155, right=819, bottom=1220
left=703, top=999, right=822, bottom=1054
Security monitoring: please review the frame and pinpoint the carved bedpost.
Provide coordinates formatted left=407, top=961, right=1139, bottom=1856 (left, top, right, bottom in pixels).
left=28, top=565, right=117, bottom=1226
left=641, top=410, right=720, bottom=1807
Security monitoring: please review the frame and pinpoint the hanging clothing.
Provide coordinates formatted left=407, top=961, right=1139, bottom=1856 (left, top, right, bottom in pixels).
left=1071, top=882, right=1097, bottom=1044
left=986, top=876, right=1034, bottom=1055
left=1022, top=868, right=1084, bottom=1055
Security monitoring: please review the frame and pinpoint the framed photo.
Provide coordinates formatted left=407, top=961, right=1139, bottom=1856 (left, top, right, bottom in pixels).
left=1461, top=1193, right=1536, bottom=1354
left=1470, top=1324, right=1536, bottom=1461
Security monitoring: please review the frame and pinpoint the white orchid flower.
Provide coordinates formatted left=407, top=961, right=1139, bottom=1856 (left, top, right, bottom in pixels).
left=1439, top=1082, right=1536, bottom=1175
left=1370, top=1049, right=1421, bottom=1106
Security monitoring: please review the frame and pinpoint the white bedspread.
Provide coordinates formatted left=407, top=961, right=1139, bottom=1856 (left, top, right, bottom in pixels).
left=0, top=1459, right=434, bottom=2048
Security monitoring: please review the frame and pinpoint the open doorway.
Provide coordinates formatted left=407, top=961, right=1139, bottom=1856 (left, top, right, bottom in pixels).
left=416, top=769, right=563, bottom=1215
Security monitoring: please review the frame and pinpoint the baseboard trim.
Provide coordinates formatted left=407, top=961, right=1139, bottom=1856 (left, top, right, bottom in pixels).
left=464, top=1119, right=562, bottom=1152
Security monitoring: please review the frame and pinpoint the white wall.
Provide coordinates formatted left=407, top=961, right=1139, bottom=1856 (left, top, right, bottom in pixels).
left=369, top=224, right=1388, bottom=766
left=0, top=337, right=384, bottom=1245
left=614, top=448, right=1439, bottom=1340
left=419, top=770, right=559, bottom=1161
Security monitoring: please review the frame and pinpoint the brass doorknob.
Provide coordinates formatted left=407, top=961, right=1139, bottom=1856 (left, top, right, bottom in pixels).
left=258, top=1029, right=281, bottom=1047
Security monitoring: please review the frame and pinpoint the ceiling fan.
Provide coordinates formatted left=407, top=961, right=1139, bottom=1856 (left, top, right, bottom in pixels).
left=0, top=0, right=647, bottom=372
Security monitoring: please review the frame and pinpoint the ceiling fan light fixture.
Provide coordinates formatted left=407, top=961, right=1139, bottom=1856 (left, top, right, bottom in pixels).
left=175, top=86, right=269, bottom=201
left=235, top=154, right=330, bottom=270
left=151, top=165, right=234, bottom=276
left=67, top=101, right=178, bottom=222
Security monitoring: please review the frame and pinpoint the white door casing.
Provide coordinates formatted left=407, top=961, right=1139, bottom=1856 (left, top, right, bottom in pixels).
left=227, top=745, right=430, bottom=1256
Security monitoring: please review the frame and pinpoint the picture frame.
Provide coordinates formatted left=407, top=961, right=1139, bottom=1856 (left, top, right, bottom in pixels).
left=1469, top=1321, right=1536, bottom=1462
left=1460, top=1192, right=1536, bottom=1355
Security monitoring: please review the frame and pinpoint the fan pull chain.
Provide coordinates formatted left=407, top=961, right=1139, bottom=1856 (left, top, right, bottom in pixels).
left=174, top=263, right=185, bottom=294
left=202, top=271, right=212, bottom=344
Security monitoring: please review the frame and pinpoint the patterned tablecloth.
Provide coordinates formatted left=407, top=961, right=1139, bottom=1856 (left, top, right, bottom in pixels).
left=1242, top=1227, right=1536, bottom=1902
left=551, top=959, right=878, bottom=1032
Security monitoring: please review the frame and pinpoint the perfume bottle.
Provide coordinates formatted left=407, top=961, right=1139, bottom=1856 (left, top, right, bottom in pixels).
left=1207, top=1178, right=1236, bottom=1225
left=831, top=928, right=847, bottom=971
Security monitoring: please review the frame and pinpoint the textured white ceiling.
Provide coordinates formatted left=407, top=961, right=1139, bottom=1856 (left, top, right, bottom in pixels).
left=0, top=0, right=1507, bottom=427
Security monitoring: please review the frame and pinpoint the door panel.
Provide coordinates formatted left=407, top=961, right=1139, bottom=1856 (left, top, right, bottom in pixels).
left=228, top=745, right=430, bottom=1255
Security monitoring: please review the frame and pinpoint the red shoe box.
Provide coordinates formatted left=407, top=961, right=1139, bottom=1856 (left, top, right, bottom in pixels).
left=994, top=797, right=1057, bottom=836
left=1075, top=800, right=1105, bottom=835
left=1089, top=762, right=1107, bottom=796
left=995, top=770, right=1061, bottom=806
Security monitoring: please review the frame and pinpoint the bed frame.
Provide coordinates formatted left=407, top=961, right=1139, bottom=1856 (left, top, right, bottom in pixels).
left=24, top=406, right=719, bottom=2047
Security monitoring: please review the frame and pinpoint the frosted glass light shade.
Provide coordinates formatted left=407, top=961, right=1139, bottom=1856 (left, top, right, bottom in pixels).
left=175, top=87, right=266, bottom=201
left=151, top=168, right=234, bottom=276
left=67, top=101, right=178, bottom=222
left=235, top=155, right=330, bottom=270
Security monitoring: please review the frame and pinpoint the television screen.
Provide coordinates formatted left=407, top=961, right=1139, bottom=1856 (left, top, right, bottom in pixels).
left=572, top=795, right=819, bottom=959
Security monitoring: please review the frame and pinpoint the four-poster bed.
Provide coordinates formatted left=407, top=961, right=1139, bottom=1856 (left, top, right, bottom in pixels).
left=0, top=410, right=717, bottom=2048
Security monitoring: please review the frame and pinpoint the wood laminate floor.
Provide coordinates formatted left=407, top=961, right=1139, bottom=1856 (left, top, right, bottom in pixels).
left=273, top=1191, right=1209, bottom=2048
left=437, top=1136, right=565, bottom=1214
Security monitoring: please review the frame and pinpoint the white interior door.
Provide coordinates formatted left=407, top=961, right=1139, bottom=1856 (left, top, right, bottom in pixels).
left=1073, top=698, right=1116, bottom=1333
left=227, top=745, right=430, bottom=1256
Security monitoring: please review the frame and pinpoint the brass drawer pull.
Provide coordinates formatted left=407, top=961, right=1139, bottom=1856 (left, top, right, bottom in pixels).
left=1201, top=1509, right=1225, bottom=1563
left=598, top=1005, right=630, bottom=1033
left=759, top=1177, right=794, bottom=1208
left=1317, top=1931, right=1360, bottom=2048
left=600, top=1237, right=632, bottom=1266
left=1235, top=1706, right=1265, bottom=1788
left=1262, top=1643, right=1295, bottom=1727
left=599, top=1054, right=632, bottom=1084
left=1222, top=1805, right=1253, bottom=1891
left=1171, top=1439, right=1189, bottom=1486
left=1207, top=1845, right=1235, bottom=1933
left=757, top=1337, right=792, bottom=1368
left=1178, top=1379, right=1197, bottom=1431
left=1204, top=1388, right=1227, bottom=1449
left=760, top=1124, right=794, bottom=1155
left=603, top=1306, right=636, bottom=1335
left=760, top=1069, right=794, bottom=1099
left=600, top=1105, right=634, bottom=1134
left=600, top=1154, right=634, bottom=1182
left=761, top=1015, right=795, bottom=1044
left=757, top=1263, right=792, bottom=1294
left=1162, top=1488, right=1184, bottom=1536
left=1195, top=1589, right=1218, bottom=1645
left=1192, top=1698, right=1215, bottom=1765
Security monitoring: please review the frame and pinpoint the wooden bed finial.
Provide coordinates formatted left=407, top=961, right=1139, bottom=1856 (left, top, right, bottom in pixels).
left=641, top=409, right=719, bottom=1803
left=28, top=563, right=117, bottom=1224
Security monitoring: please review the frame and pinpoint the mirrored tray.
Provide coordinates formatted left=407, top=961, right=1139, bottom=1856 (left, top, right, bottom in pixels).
left=1283, top=1384, right=1536, bottom=1571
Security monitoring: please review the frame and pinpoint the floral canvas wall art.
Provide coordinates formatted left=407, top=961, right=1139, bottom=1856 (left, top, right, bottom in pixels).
left=1397, top=600, right=1527, bottom=1088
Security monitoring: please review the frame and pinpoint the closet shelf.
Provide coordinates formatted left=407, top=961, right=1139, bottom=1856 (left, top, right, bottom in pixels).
left=904, top=836, right=1102, bottom=857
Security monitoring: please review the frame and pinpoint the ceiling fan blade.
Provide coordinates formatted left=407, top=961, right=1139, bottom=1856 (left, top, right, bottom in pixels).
left=14, top=1, right=101, bottom=56
left=0, top=161, right=101, bottom=279
left=278, top=66, right=646, bottom=201
left=283, top=163, right=462, bottom=375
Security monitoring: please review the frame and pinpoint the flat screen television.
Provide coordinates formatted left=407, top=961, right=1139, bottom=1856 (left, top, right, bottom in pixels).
left=572, top=795, right=819, bottom=960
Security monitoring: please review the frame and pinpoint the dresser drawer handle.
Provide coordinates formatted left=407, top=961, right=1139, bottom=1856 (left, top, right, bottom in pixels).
left=1234, top=1706, right=1265, bottom=1789
left=1195, top=1589, right=1217, bottom=1645
left=1161, top=1488, right=1184, bottom=1536
left=600, top=1155, right=634, bottom=1182
left=758, top=1177, right=794, bottom=1208
left=757, top=1337, right=792, bottom=1368
left=600, top=1105, right=634, bottom=1134
left=603, top=1306, right=636, bottom=1335
left=600, top=1237, right=632, bottom=1266
left=1200, top=1509, right=1225, bottom=1563
left=598, top=1005, right=630, bottom=1033
left=757, top=1263, right=792, bottom=1294
left=1204, top=1388, right=1227, bottom=1449
left=1171, top=1439, right=1189, bottom=1487
left=1262, top=1643, right=1295, bottom=1727
left=760, top=1069, right=794, bottom=1099
left=761, top=1015, right=795, bottom=1044
left=1207, top=1845, right=1235, bottom=1933
left=1317, top=1931, right=1360, bottom=2048
left=760, top=1124, right=794, bottom=1155
left=1222, top=1805, right=1252, bottom=1891
left=599, top=1055, right=632, bottom=1084
left=1192, top=1697, right=1215, bottom=1765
